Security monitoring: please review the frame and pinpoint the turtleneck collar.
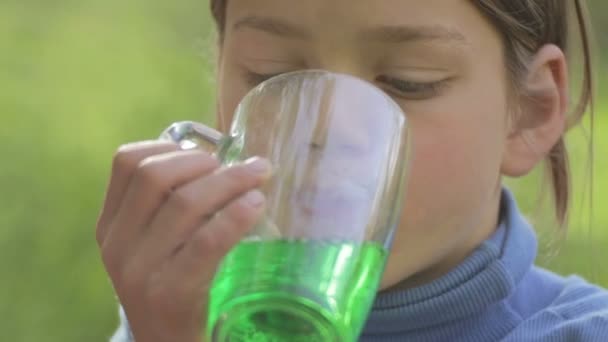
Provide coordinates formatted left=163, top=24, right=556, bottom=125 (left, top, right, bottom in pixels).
left=362, top=189, right=537, bottom=335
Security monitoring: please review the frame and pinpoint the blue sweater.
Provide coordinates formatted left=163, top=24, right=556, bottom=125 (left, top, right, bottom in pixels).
left=111, top=190, right=608, bottom=341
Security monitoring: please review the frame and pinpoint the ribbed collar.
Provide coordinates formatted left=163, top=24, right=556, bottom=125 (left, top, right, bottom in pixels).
left=363, top=189, right=537, bottom=335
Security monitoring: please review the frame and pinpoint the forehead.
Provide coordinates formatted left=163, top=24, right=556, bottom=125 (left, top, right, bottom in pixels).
left=225, top=0, right=493, bottom=42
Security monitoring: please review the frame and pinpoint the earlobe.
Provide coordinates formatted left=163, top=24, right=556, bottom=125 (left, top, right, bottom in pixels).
left=501, top=44, right=568, bottom=178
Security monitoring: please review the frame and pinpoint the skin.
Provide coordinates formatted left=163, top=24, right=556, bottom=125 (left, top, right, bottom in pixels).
left=96, top=1, right=568, bottom=341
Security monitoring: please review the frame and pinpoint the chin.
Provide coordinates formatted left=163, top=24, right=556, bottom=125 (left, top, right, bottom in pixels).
left=377, top=269, right=411, bottom=292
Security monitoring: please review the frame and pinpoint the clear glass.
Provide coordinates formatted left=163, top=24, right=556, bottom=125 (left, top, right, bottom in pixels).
left=160, top=70, right=410, bottom=342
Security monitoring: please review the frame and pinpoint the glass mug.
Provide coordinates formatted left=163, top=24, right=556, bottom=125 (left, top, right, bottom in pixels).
left=160, top=70, right=410, bottom=341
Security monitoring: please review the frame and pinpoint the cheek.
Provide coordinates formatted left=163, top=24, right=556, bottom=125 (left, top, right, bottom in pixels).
left=217, top=61, right=253, bottom=132
left=399, top=65, right=510, bottom=224
left=410, top=125, right=484, bottom=198
left=400, top=105, right=506, bottom=231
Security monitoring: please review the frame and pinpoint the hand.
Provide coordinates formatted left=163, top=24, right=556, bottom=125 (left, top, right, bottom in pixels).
left=96, top=141, right=271, bottom=342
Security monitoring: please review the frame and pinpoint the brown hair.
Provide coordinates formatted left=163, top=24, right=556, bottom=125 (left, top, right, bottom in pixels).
left=209, top=0, right=595, bottom=226
left=472, top=0, right=594, bottom=227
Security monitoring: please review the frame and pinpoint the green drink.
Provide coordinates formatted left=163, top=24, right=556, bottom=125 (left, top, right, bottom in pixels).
left=207, top=239, right=388, bottom=341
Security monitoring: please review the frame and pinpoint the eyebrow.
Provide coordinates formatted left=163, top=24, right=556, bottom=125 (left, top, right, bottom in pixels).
left=360, top=25, right=467, bottom=45
left=233, top=16, right=467, bottom=45
left=233, top=16, right=310, bottom=39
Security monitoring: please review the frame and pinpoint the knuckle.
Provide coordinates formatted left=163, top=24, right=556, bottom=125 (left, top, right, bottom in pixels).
left=227, top=165, right=258, bottom=185
left=96, top=216, right=116, bottom=247
left=192, top=228, right=228, bottom=257
left=224, top=201, right=258, bottom=227
left=167, top=189, right=199, bottom=215
left=112, top=141, right=179, bottom=175
left=116, top=142, right=136, bottom=154
left=112, top=144, right=140, bottom=172
left=134, top=159, right=172, bottom=192
left=197, top=151, right=221, bottom=169
left=202, top=207, right=259, bottom=254
left=100, top=244, right=121, bottom=278
left=214, top=167, right=256, bottom=194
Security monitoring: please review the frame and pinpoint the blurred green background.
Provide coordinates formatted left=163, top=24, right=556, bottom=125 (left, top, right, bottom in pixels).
left=0, top=1, right=606, bottom=341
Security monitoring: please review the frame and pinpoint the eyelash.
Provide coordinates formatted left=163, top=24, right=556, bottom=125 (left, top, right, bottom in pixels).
left=246, top=71, right=446, bottom=100
left=375, top=75, right=446, bottom=100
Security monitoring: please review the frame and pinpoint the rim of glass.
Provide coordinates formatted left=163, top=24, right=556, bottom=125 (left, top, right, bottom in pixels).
left=247, top=69, right=406, bottom=118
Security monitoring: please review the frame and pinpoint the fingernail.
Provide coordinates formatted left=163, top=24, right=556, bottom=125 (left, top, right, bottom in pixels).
left=242, top=190, right=265, bottom=207
left=244, top=157, right=272, bottom=175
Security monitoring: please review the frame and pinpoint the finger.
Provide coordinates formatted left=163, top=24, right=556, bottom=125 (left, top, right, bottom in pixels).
left=97, top=141, right=179, bottom=245
left=101, top=150, right=220, bottom=270
left=164, top=190, right=266, bottom=294
left=127, top=158, right=271, bottom=274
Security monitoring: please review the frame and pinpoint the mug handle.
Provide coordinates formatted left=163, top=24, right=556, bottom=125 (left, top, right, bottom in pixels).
left=159, top=120, right=224, bottom=154
left=159, top=121, right=281, bottom=239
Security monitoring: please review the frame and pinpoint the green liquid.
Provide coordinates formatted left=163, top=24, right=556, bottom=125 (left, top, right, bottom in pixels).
left=207, top=239, right=387, bottom=342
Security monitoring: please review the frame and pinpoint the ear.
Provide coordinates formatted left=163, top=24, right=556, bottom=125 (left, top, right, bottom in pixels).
left=501, top=44, right=568, bottom=177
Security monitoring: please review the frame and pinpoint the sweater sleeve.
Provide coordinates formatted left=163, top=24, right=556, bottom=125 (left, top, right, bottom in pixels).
left=110, top=305, right=134, bottom=342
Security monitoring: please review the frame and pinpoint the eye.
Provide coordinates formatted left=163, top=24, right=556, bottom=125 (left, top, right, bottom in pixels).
left=245, top=71, right=285, bottom=86
left=376, top=75, right=447, bottom=100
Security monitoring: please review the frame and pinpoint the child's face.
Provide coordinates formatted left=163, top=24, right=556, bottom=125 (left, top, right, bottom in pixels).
left=216, top=0, right=512, bottom=289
